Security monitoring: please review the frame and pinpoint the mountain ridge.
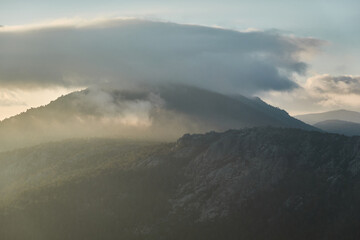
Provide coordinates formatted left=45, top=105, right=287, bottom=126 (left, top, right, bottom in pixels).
left=296, top=109, right=360, bottom=125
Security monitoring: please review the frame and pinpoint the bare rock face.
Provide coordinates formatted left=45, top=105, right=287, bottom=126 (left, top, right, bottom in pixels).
left=1, top=127, right=360, bottom=240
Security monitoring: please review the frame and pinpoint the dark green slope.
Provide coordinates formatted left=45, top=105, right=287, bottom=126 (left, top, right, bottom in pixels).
left=1, top=128, right=360, bottom=240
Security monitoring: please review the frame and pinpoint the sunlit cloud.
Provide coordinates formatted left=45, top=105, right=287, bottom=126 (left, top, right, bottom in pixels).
left=0, top=17, right=137, bottom=32
left=305, top=74, right=360, bottom=95
left=261, top=74, right=360, bottom=115
left=0, top=91, right=26, bottom=106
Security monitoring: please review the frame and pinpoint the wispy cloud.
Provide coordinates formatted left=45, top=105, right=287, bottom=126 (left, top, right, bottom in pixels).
left=306, top=74, right=360, bottom=95
left=304, top=74, right=360, bottom=108
left=0, top=91, right=26, bottom=106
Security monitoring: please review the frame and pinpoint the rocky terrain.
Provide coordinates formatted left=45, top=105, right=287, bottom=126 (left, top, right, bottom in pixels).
left=1, top=127, right=360, bottom=239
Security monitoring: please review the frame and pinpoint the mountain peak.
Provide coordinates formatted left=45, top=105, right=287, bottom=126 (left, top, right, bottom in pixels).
left=0, top=85, right=315, bottom=151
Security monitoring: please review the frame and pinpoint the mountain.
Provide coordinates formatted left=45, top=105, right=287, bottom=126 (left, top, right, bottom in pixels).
left=0, top=84, right=316, bottom=151
left=296, top=109, right=360, bottom=125
left=314, top=119, right=360, bottom=136
left=0, top=127, right=359, bottom=240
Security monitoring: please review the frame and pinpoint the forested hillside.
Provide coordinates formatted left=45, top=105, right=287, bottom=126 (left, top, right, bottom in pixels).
left=1, top=128, right=360, bottom=239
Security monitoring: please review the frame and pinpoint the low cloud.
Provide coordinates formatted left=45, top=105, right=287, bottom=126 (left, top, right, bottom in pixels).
left=0, top=18, right=323, bottom=95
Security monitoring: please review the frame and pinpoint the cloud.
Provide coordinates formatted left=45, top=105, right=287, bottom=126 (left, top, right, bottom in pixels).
left=0, top=91, right=26, bottom=106
left=0, top=18, right=323, bottom=95
left=261, top=74, right=360, bottom=114
left=304, top=74, right=360, bottom=108
left=305, top=74, right=360, bottom=95
left=68, top=87, right=164, bottom=127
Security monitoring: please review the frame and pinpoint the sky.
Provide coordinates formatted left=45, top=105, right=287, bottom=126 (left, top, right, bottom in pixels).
left=0, top=0, right=359, bottom=119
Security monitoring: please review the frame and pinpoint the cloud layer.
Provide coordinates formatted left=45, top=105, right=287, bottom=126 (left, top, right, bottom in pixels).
left=0, top=18, right=322, bottom=95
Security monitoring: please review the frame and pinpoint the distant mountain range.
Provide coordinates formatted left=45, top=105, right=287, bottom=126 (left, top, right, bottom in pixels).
left=314, top=120, right=360, bottom=136
left=296, top=109, right=360, bottom=125
left=0, top=84, right=316, bottom=151
left=0, top=128, right=359, bottom=239
left=296, top=109, right=360, bottom=136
